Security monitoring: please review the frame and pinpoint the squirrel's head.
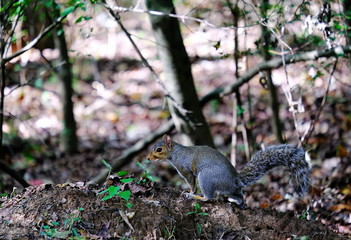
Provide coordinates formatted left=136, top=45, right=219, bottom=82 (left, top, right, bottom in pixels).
left=147, top=134, right=174, bottom=161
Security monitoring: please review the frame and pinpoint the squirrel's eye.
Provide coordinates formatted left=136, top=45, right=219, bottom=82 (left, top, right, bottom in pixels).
left=156, top=147, right=163, bottom=152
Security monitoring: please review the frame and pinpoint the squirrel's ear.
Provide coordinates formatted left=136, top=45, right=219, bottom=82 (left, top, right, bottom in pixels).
left=163, top=134, right=173, bottom=149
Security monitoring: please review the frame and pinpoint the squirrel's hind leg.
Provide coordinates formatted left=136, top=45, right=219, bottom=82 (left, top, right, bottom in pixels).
left=227, top=187, right=244, bottom=206
left=197, top=171, right=215, bottom=201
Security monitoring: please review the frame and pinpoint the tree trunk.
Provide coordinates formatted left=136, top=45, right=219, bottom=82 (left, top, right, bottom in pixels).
left=259, top=0, right=284, bottom=143
left=344, top=0, right=351, bottom=64
left=146, top=0, right=214, bottom=147
left=53, top=4, right=78, bottom=154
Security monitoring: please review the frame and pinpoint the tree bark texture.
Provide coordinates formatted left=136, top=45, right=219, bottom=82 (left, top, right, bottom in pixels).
left=53, top=4, right=78, bottom=154
left=259, top=0, right=285, bottom=143
left=343, top=0, right=351, bottom=65
left=146, top=0, right=214, bottom=147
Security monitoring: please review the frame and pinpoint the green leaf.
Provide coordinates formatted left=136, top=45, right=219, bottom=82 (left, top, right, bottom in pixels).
left=98, top=185, right=120, bottom=201
left=213, top=41, right=221, bottom=50
left=194, top=203, right=201, bottom=211
left=101, top=159, right=112, bottom=170
left=117, top=171, right=128, bottom=177
left=120, top=178, right=134, bottom=183
left=72, top=227, right=79, bottom=237
left=125, top=202, right=133, bottom=209
left=101, top=194, right=114, bottom=201
left=108, top=186, right=120, bottom=196
left=57, top=29, right=64, bottom=36
left=146, top=174, right=158, bottom=182
left=76, top=2, right=86, bottom=10
left=186, top=211, right=195, bottom=216
left=97, top=188, right=109, bottom=195
left=75, top=16, right=92, bottom=23
left=196, top=223, right=202, bottom=235
left=118, top=190, right=131, bottom=201
left=61, top=6, right=76, bottom=17
left=136, top=162, right=145, bottom=170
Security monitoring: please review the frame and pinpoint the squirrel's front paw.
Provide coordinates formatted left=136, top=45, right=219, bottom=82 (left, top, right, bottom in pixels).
left=183, top=192, right=195, bottom=199
left=183, top=192, right=208, bottom=201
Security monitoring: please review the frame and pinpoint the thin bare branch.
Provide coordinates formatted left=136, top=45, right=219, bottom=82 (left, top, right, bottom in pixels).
left=109, top=4, right=244, bottom=30
left=301, top=58, right=338, bottom=144
left=3, top=14, right=67, bottom=63
left=4, top=4, right=24, bottom=57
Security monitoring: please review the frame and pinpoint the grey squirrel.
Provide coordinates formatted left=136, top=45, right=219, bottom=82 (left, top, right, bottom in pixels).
left=147, top=134, right=311, bottom=206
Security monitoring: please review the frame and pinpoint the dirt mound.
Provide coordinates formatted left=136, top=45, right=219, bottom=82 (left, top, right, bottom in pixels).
left=0, top=183, right=348, bottom=239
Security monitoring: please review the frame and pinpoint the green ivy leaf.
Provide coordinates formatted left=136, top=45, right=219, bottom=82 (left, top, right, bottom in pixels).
left=108, top=186, right=120, bottom=196
left=118, top=190, right=131, bottom=201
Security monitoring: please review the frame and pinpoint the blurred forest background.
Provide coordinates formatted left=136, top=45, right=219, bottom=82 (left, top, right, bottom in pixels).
left=1, top=0, right=351, bottom=234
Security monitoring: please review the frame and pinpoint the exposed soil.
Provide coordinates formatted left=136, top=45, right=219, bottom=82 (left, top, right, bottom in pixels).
left=0, top=182, right=349, bottom=240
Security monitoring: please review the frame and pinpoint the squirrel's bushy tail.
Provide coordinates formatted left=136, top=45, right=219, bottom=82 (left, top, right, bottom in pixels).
left=239, top=145, right=311, bottom=196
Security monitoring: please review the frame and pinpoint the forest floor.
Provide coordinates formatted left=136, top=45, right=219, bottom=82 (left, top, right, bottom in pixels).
left=1, top=3, right=351, bottom=239
left=0, top=182, right=349, bottom=240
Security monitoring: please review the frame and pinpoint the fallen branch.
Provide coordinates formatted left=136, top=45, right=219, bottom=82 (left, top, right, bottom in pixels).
left=0, top=161, right=29, bottom=187
left=200, top=44, right=351, bottom=105
left=92, top=120, right=175, bottom=184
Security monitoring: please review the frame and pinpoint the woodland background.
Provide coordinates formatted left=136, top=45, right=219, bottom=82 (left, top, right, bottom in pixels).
left=0, top=0, right=351, bottom=238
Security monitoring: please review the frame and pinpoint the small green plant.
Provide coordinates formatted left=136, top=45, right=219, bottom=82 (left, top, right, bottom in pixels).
left=98, top=160, right=158, bottom=209
left=0, top=193, right=7, bottom=208
left=196, top=223, right=203, bottom=235
left=97, top=173, right=133, bottom=209
left=162, top=224, right=176, bottom=240
left=98, top=161, right=134, bottom=209
left=186, top=203, right=207, bottom=237
left=186, top=202, right=208, bottom=216
left=136, top=161, right=159, bottom=184
left=40, top=208, right=85, bottom=239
